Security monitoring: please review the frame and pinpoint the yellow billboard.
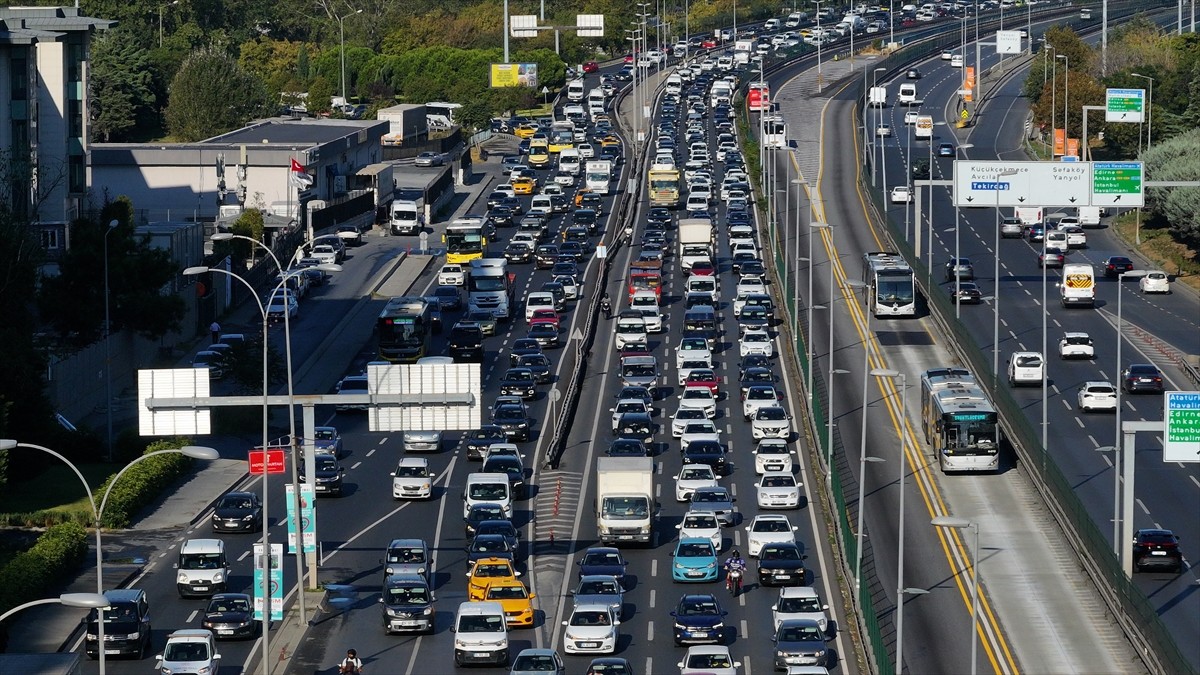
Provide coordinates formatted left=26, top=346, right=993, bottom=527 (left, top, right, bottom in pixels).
left=490, top=63, right=539, bottom=88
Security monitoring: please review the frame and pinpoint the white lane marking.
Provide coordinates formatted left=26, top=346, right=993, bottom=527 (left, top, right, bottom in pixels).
left=1075, top=418, right=1085, bottom=428
left=238, top=550, right=251, bottom=562
left=1136, top=499, right=1150, bottom=515
left=1191, top=476, right=1200, bottom=489
left=649, top=589, right=656, bottom=608
left=741, top=619, right=749, bottom=640
left=651, top=558, right=658, bottom=577
left=647, top=620, right=655, bottom=641
left=186, top=609, right=199, bottom=623
left=646, top=657, right=653, bottom=674
left=366, top=448, right=376, bottom=457
left=351, top=461, right=362, bottom=470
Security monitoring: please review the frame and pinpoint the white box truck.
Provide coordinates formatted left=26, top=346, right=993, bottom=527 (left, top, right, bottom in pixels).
left=595, top=457, right=654, bottom=545
left=678, top=218, right=715, bottom=271
left=1077, top=206, right=1102, bottom=228
left=378, top=104, right=428, bottom=146
left=1059, top=263, right=1096, bottom=308
left=585, top=160, right=613, bottom=194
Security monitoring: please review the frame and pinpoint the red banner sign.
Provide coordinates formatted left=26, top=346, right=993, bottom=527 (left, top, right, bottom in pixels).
left=248, top=449, right=287, bottom=475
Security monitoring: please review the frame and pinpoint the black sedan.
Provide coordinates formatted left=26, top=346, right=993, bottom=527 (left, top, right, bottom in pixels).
left=465, top=533, right=517, bottom=566
left=210, top=491, right=263, bottom=533
left=1105, top=255, right=1136, bottom=277
left=607, top=439, right=649, bottom=457
left=504, top=242, right=534, bottom=264
left=517, top=353, right=553, bottom=384
left=527, top=323, right=560, bottom=348
left=671, top=593, right=728, bottom=646
left=201, top=593, right=258, bottom=639
left=464, top=505, right=508, bottom=537
left=474, top=519, right=520, bottom=550
left=299, top=455, right=345, bottom=496
left=492, top=404, right=532, bottom=441
left=499, top=367, right=538, bottom=399
left=681, top=440, right=729, bottom=476
left=433, top=285, right=462, bottom=310
left=577, top=547, right=628, bottom=587
left=1121, top=364, right=1164, bottom=394
left=509, top=338, right=543, bottom=366
left=614, top=412, right=655, bottom=445
left=756, top=542, right=808, bottom=586
left=950, top=281, right=984, bottom=304
left=465, top=425, right=506, bottom=461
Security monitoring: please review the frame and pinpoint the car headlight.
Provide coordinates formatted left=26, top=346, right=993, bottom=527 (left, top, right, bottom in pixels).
left=86, top=633, right=97, bottom=641
left=242, top=515, right=255, bottom=521
left=126, top=631, right=142, bottom=640
left=417, top=567, right=426, bottom=575
left=706, top=561, right=716, bottom=569
left=674, top=562, right=685, bottom=569
left=161, top=668, right=175, bottom=675
left=421, top=483, right=431, bottom=490
left=423, top=607, right=434, bottom=616
left=213, top=572, right=224, bottom=582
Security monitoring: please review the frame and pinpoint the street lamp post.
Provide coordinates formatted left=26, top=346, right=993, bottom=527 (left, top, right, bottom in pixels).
left=336, top=9, right=363, bottom=103
left=1114, top=269, right=1145, bottom=538
left=952, top=143, right=974, bottom=318
left=1049, top=46, right=1057, bottom=155
left=157, top=1, right=178, bottom=48
left=1057, top=54, right=1069, bottom=155
left=992, top=169, right=1020, bottom=391
left=870, top=67, right=885, bottom=188
left=932, top=516, right=981, bottom=675
left=1094, top=445, right=1120, bottom=551
left=870, top=368, right=912, bottom=670
left=854, top=456, right=885, bottom=590
left=852, top=291, right=879, bottom=589
left=103, top=219, right=118, bottom=461
left=0, top=439, right=217, bottom=675
left=0, top=593, right=110, bottom=623
left=1130, top=73, right=1154, bottom=151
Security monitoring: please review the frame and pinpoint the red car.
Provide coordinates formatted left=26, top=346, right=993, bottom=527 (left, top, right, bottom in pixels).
left=623, top=54, right=635, bottom=64
left=582, top=61, right=599, bottom=74
left=684, top=368, right=720, bottom=396
left=689, top=259, right=717, bottom=277
left=701, top=38, right=718, bottom=49
left=528, top=308, right=560, bottom=331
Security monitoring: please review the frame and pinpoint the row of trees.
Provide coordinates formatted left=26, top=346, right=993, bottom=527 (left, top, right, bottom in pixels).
left=87, top=0, right=783, bottom=142
left=1024, top=19, right=1200, bottom=247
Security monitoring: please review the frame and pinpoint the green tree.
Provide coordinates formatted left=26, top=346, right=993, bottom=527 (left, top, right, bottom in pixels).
left=38, top=198, right=185, bottom=344
left=1143, top=128, right=1200, bottom=248
left=165, top=47, right=273, bottom=141
left=89, top=34, right=157, bottom=142
left=307, top=75, right=337, bottom=114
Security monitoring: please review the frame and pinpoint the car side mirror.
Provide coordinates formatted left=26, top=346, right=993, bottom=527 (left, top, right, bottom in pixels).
left=214, top=655, right=222, bottom=660
left=562, top=620, right=569, bottom=626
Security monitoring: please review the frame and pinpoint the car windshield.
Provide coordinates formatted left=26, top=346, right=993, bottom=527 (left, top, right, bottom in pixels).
left=487, top=584, right=527, bottom=600
left=571, top=610, right=611, bottom=626
left=578, top=579, right=619, bottom=595
left=683, top=514, right=718, bottom=528
left=207, top=596, right=250, bottom=613
left=583, top=551, right=623, bottom=566
left=459, top=615, right=505, bottom=632
left=314, top=429, right=336, bottom=441
left=473, top=562, right=513, bottom=578
left=469, top=484, right=507, bottom=500
left=217, top=496, right=252, bottom=510
left=748, top=388, right=775, bottom=400
left=394, top=465, right=428, bottom=478
left=757, top=408, right=786, bottom=421
left=779, top=624, right=823, bottom=641
left=693, top=490, right=729, bottom=503
left=387, top=547, right=425, bottom=563
left=761, top=546, right=800, bottom=561
left=471, top=538, right=509, bottom=553
left=385, top=586, right=429, bottom=604
left=512, top=654, right=559, bottom=671
left=163, top=641, right=210, bottom=662
left=180, top=553, right=222, bottom=570
left=680, top=599, right=719, bottom=615
left=761, top=476, right=794, bottom=487
left=469, top=507, right=505, bottom=521
left=689, top=653, right=732, bottom=668
left=754, top=519, right=791, bottom=532
left=779, top=596, right=822, bottom=613
left=677, top=543, right=713, bottom=557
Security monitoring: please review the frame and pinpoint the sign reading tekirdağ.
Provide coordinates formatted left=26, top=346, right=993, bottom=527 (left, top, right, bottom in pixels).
left=953, top=160, right=1090, bottom=207
left=1164, top=392, right=1200, bottom=463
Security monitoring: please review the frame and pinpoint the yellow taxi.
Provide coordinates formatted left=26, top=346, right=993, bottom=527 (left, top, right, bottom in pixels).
left=574, top=188, right=593, bottom=207
left=513, top=123, right=540, bottom=139
left=600, top=135, right=621, bottom=148
left=466, top=557, right=521, bottom=601
left=479, top=578, right=536, bottom=627
left=511, top=176, right=536, bottom=195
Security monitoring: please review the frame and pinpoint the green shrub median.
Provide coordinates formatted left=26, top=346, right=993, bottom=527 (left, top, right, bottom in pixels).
left=0, top=521, right=87, bottom=616
left=93, top=438, right=195, bottom=529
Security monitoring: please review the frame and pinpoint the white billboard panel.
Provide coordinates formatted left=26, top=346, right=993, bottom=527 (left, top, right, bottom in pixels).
left=138, top=368, right=212, bottom=436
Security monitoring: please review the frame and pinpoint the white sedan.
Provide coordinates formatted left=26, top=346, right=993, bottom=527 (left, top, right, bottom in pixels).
left=738, top=329, right=774, bottom=358
left=1058, top=332, right=1094, bottom=359
left=678, top=645, right=741, bottom=675
left=904, top=111, right=919, bottom=125
left=890, top=185, right=912, bottom=204
left=754, top=438, right=794, bottom=473
left=771, top=586, right=831, bottom=633
left=676, top=510, right=723, bottom=551
left=1078, top=381, right=1117, bottom=412
left=674, top=464, right=719, bottom=502
left=876, top=123, right=892, bottom=137
left=680, top=420, right=721, bottom=448
left=677, top=386, right=718, bottom=419
left=438, top=264, right=466, bottom=286
left=672, top=408, right=709, bottom=437
left=756, top=473, right=802, bottom=509
left=562, top=604, right=619, bottom=655
left=745, top=514, right=799, bottom=557
left=1139, top=271, right=1171, bottom=294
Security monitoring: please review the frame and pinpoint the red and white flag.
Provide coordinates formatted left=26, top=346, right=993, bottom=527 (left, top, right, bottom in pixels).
left=289, top=158, right=313, bottom=189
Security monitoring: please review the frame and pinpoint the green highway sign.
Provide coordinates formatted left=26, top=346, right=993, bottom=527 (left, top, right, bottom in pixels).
left=1164, top=391, right=1200, bottom=463
left=1091, top=161, right=1143, bottom=207
left=1105, top=88, right=1145, bottom=123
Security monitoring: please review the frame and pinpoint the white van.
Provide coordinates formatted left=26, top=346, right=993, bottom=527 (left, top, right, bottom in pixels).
left=1007, top=351, right=1045, bottom=387
left=464, top=472, right=512, bottom=518
left=898, top=83, right=917, bottom=105
left=566, top=79, right=585, bottom=102
left=559, top=148, right=582, bottom=175
left=563, top=105, right=587, bottom=124
left=389, top=200, right=424, bottom=235
left=452, top=601, right=509, bottom=667
left=665, top=74, right=683, bottom=97
left=1045, top=229, right=1068, bottom=252
left=685, top=275, right=719, bottom=303
left=529, top=194, right=554, bottom=216
left=176, top=539, right=229, bottom=598
left=587, top=89, right=607, bottom=115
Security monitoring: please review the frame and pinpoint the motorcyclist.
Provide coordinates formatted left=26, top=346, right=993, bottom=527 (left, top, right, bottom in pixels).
left=601, top=292, right=612, bottom=318
left=724, top=549, right=746, bottom=594
left=338, top=649, right=364, bottom=674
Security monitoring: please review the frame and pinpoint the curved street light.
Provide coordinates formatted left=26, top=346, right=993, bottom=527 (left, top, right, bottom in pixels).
left=0, top=592, right=110, bottom=624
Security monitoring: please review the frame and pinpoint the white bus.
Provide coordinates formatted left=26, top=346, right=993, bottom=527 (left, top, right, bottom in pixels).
left=920, top=368, right=1000, bottom=473
left=762, top=115, right=787, bottom=148
left=861, top=251, right=916, bottom=317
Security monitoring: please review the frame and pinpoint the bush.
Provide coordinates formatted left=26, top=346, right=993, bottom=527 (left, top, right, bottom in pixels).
left=94, top=438, right=195, bottom=529
left=0, top=521, right=88, bottom=617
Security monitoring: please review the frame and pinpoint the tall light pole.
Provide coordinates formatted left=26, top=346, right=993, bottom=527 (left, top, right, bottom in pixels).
left=103, top=219, right=118, bottom=462
left=1057, top=54, right=1069, bottom=155
left=814, top=0, right=824, bottom=92
left=932, top=516, right=981, bottom=675
left=1094, top=445, right=1119, bottom=551
left=870, top=368, right=913, bottom=672
left=1049, top=45, right=1057, bottom=155
left=854, top=456, right=884, bottom=589
left=952, top=143, right=974, bottom=319
left=1130, top=73, right=1154, bottom=151
left=336, top=9, right=363, bottom=102
left=0, top=439, right=217, bottom=675
left=853, top=290, right=878, bottom=589
left=992, top=169, right=1019, bottom=391
left=1113, top=269, right=1145, bottom=544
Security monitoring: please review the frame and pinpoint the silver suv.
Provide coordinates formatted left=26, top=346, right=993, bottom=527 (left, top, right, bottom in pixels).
left=1000, top=217, right=1024, bottom=238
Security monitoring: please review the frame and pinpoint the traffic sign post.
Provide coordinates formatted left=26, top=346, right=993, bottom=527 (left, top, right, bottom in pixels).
left=1092, top=162, right=1144, bottom=207
left=1164, top=392, right=1200, bottom=463
left=1105, top=88, right=1145, bottom=123
left=953, top=160, right=1091, bottom=207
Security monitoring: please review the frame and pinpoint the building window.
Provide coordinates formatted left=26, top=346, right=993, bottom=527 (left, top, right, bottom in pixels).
left=41, top=228, right=60, bottom=250
left=11, top=56, right=28, bottom=101
left=69, top=155, right=86, bottom=194
left=67, top=40, right=84, bottom=83
left=68, top=99, right=83, bottom=138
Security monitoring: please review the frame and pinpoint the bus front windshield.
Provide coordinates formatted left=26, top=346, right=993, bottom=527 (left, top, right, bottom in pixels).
left=445, top=230, right=483, bottom=253
left=381, top=319, right=425, bottom=347
left=876, top=278, right=914, bottom=305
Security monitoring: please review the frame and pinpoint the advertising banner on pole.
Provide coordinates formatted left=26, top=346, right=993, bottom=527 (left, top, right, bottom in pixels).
left=963, top=67, right=975, bottom=102
left=1053, top=128, right=1065, bottom=156
left=285, top=483, right=317, bottom=554
left=252, top=543, right=284, bottom=621
left=490, top=63, right=539, bottom=88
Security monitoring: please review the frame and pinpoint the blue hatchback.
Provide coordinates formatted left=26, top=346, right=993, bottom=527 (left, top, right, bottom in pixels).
left=672, top=538, right=720, bottom=582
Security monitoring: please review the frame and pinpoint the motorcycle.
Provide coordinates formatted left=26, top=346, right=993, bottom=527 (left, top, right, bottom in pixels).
left=725, top=566, right=744, bottom=596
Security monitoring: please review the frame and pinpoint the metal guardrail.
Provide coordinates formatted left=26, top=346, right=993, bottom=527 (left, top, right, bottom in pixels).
left=850, top=3, right=1195, bottom=673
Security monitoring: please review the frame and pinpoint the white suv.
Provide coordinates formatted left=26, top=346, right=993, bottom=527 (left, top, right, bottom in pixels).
left=1057, top=332, right=1094, bottom=360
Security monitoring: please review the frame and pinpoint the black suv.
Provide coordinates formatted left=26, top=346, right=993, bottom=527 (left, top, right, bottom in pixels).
left=449, top=324, right=484, bottom=362
left=381, top=574, right=436, bottom=634
left=1132, top=529, right=1183, bottom=573
left=671, top=593, right=728, bottom=646
left=85, top=589, right=151, bottom=658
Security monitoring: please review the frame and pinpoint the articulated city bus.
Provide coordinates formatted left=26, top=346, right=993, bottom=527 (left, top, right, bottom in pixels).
left=920, top=368, right=1001, bottom=473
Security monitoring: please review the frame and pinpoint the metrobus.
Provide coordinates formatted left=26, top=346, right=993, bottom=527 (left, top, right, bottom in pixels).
left=444, top=217, right=487, bottom=264
left=762, top=115, right=787, bottom=149
left=548, top=121, right=576, bottom=154
left=747, top=83, right=770, bottom=113
left=377, top=296, right=434, bottom=363
left=861, top=251, right=916, bottom=317
left=647, top=164, right=681, bottom=208
left=919, top=368, right=1000, bottom=473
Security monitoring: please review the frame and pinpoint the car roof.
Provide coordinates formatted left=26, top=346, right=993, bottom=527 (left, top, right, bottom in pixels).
left=779, top=586, right=819, bottom=598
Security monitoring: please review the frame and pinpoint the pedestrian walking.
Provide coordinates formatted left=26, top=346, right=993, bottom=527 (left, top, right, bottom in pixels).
left=210, top=321, right=220, bottom=344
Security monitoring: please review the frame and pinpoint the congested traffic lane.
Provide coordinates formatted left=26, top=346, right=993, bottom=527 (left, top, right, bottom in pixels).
left=877, top=9, right=1200, bottom=667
